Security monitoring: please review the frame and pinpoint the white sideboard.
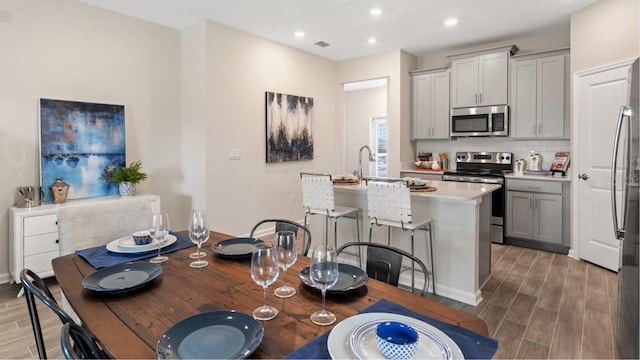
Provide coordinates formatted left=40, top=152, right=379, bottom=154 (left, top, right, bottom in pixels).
left=8, top=194, right=160, bottom=283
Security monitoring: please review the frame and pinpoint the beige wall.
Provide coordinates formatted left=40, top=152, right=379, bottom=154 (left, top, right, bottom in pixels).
left=571, top=0, right=639, bottom=73
left=344, top=86, right=387, bottom=176
left=0, top=0, right=181, bottom=282
left=197, top=21, right=340, bottom=236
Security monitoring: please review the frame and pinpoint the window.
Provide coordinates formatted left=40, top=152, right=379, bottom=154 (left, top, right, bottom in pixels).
left=371, top=117, right=387, bottom=177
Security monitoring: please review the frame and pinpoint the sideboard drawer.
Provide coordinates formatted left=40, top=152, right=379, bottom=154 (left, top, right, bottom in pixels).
left=24, top=250, right=59, bottom=275
left=24, top=214, right=58, bottom=236
left=24, top=232, right=59, bottom=256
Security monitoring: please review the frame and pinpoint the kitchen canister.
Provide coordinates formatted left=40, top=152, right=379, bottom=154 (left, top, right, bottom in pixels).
left=50, top=178, right=70, bottom=204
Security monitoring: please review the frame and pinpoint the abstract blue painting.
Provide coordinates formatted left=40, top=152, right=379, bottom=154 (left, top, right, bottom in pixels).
left=265, top=92, right=314, bottom=163
left=39, top=99, right=125, bottom=202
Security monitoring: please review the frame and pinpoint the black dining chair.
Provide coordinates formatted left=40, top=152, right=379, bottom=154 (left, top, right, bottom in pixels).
left=60, top=322, right=109, bottom=359
left=249, top=219, right=312, bottom=256
left=20, top=268, right=76, bottom=359
left=336, top=242, right=430, bottom=297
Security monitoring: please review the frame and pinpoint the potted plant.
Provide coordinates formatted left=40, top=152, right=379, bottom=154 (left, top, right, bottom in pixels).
left=109, top=161, right=148, bottom=196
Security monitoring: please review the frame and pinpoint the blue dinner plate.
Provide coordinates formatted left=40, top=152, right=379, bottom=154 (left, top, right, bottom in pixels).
left=211, top=237, right=264, bottom=259
left=156, top=310, right=264, bottom=359
left=299, top=263, right=368, bottom=293
left=82, top=262, right=162, bottom=293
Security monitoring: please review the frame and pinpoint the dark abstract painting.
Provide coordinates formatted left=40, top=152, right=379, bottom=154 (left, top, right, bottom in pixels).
left=39, top=99, right=125, bottom=202
left=265, top=92, right=313, bottom=163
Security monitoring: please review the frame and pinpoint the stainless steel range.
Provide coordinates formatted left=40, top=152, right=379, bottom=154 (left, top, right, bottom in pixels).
left=443, top=152, right=513, bottom=244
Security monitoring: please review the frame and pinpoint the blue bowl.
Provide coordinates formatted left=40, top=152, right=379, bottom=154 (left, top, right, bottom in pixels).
left=375, top=321, right=419, bottom=359
left=132, top=231, right=152, bottom=245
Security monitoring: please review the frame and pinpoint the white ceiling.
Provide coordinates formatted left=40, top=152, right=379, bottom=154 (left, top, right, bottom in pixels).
left=76, top=0, right=599, bottom=61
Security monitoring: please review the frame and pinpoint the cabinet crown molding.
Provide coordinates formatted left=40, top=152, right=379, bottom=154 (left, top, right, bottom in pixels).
left=410, top=66, right=449, bottom=76
left=447, top=44, right=518, bottom=60
left=511, top=48, right=570, bottom=60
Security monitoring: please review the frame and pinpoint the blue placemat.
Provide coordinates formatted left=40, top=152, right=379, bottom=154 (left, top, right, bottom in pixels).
left=76, top=232, right=195, bottom=269
left=284, top=298, right=498, bottom=359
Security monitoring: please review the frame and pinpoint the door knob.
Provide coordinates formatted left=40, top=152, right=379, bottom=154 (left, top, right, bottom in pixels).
left=579, top=173, right=589, bottom=180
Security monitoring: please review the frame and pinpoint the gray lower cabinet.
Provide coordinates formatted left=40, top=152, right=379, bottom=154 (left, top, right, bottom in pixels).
left=506, top=178, right=568, bottom=252
left=400, top=171, right=443, bottom=181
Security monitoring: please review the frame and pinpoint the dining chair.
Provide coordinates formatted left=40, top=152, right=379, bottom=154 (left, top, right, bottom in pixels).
left=336, top=242, right=429, bottom=297
left=364, top=177, right=435, bottom=294
left=57, top=196, right=154, bottom=256
left=249, top=219, right=312, bottom=256
left=20, top=268, right=76, bottom=360
left=60, top=322, right=110, bottom=359
left=300, top=172, right=362, bottom=250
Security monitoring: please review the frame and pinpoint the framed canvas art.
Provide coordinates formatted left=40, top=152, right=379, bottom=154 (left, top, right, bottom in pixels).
left=39, top=99, right=126, bottom=202
left=265, top=92, right=314, bottom=163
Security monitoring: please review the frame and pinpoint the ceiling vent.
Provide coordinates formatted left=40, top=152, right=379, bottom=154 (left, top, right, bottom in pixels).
left=314, top=41, right=330, bottom=47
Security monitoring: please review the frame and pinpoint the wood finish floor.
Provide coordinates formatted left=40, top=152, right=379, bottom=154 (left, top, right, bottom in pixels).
left=0, top=243, right=620, bottom=359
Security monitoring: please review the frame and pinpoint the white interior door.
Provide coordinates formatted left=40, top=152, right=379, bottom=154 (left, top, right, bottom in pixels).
left=575, top=60, right=633, bottom=272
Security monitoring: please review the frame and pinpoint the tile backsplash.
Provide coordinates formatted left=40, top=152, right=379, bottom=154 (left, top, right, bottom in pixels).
left=415, top=137, right=570, bottom=171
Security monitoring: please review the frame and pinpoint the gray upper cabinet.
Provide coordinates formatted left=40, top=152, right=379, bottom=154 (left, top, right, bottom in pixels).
left=411, top=68, right=450, bottom=139
left=510, top=49, right=569, bottom=139
left=450, top=45, right=517, bottom=108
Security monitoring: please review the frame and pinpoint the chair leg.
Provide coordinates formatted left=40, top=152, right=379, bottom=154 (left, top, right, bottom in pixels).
left=386, top=226, right=391, bottom=246
left=25, top=293, right=47, bottom=359
left=356, top=213, right=362, bottom=268
left=333, top=217, right=338, bottom=249
left=324, top=216, right=330, bottom=247
left=410, top=230, right=416, bottom=294
left=428, top=223, right=436, bottom=295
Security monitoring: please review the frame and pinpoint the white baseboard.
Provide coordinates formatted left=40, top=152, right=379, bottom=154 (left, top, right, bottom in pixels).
left=0, top=272, right=15, bottom=285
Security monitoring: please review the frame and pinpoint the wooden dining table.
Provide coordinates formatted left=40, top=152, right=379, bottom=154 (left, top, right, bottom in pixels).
left=52, top=230, right=490, bottom=359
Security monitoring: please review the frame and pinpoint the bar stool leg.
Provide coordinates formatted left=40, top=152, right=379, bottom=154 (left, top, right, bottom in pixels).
left=410, top=230, right=416, bottom=294
left=428, top=222, right=436, bottom=294
left=356, top=213, right=362, bottom=267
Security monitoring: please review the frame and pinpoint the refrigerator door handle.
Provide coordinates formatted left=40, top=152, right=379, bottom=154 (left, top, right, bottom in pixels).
left=611, top=106, right=631, bottom=240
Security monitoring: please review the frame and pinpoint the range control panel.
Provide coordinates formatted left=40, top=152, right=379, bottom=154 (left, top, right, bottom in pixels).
left=454, top=152, right=512, bottom=164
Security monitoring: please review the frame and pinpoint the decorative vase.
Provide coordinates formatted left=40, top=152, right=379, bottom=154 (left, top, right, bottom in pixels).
left=119, top=182, right=136, bottom=196
left=50, top=178, right=69, bottom=204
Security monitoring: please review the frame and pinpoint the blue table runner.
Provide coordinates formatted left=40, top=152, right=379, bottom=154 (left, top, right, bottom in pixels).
left=284, top=298, right=498, bottom=359
left=76, top=232, right=195, bottom=269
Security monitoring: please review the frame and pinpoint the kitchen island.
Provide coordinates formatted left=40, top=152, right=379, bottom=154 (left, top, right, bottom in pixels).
left=308, top=180, right=500, bottom=306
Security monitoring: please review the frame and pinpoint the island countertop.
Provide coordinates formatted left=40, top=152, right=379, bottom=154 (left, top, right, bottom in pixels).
left=334, top=179, right=501, bottom=200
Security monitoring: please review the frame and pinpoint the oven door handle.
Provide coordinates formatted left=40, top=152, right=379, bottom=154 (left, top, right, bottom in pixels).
left=443, top=175, right=503, bottom=184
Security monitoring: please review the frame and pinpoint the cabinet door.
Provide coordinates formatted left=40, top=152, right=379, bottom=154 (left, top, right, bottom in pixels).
left=412, top=74, right=432, bottom=139
left=511, top=59, right=537, bottom=138
left=537, top=55, right=566, bottom=138
left=507, top=191, right=534, bottom=239
left=451, top=57, right=479, bottom=108
left=534, top=193, right=563, bottom=243
left=479, top=52, right=509, bottom=105
left=431, top=71, right=450, bottom=139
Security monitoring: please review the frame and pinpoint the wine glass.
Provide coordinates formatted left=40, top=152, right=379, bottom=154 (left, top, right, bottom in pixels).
left=308, top=245, right=339, bottom=326
left=188, top=209, right=210, bottom=268
left=251, top=242, right=279, bottom=320
left=149, top=212, right=170, bottom=264
left=274, top=230, right=297, bottom=298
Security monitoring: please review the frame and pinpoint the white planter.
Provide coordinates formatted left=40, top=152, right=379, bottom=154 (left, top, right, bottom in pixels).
left=119, top=182, right=136, bottom=196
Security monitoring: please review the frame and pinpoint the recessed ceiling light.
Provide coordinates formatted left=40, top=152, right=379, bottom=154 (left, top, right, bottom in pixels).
left=294, top=31, right=305, bottom=38
left=368, top=37, right=377, bottom=45
left=444, top=18, right=458, bottom=27
left=370, top=8, right=383, bottom=16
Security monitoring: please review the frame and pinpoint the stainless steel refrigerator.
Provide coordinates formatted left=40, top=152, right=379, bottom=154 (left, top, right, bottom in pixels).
left=612, top=58, right=639, bottom=359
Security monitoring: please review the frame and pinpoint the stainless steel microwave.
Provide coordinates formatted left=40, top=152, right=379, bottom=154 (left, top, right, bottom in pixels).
left=451, top=105, right=509, bottom=137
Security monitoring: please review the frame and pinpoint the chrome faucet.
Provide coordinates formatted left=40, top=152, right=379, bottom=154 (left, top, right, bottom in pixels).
left=356, top=145, right=375, bottom=179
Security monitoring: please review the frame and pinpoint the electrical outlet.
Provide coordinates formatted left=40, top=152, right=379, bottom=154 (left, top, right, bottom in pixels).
left=228, top=149, right=240, bottom=160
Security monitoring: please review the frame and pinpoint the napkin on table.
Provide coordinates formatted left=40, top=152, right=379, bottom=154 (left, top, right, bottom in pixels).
left=283, top=298, right=498, bottom=359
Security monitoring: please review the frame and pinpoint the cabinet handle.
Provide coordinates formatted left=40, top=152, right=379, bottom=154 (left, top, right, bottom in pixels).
left=538, top=123, right=542, bottom=135
left=535, top=198, right=539, bottom=210
left=533, top=123, right=537, bottom=135
left=529, top=198, right=533, bottom=210
left=479, top=93, right=482, bottom=104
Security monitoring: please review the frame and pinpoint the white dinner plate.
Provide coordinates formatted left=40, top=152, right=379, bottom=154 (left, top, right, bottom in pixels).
left=327, top=312, right=464, bottom=360
left=106, top=235, right=177, bottom=254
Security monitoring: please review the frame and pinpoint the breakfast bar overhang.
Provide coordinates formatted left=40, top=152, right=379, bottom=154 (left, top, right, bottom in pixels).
left=308, top=180, right=501, bottom=306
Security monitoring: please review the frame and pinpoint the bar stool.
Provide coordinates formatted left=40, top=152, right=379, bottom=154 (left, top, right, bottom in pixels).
left=365, top=177, right=435, bottom=294
left=300, top=172, right=361, bottom=250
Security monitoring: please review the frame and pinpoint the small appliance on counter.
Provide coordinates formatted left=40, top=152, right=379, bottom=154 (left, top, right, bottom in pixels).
left=514, top=159, right=525, bottom=176
left=527, top=153, right=542, bottom=171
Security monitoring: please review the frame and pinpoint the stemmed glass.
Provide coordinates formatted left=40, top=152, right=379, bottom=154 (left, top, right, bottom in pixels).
left=188, top=209, right=210, bottom=268
left=149, top=212, right=170, bottom=264
left=274, top=231, right=297, bottom=298
left=251, top=243, right=280, bottom=320
left=308, top=245, right=339, bottom=326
